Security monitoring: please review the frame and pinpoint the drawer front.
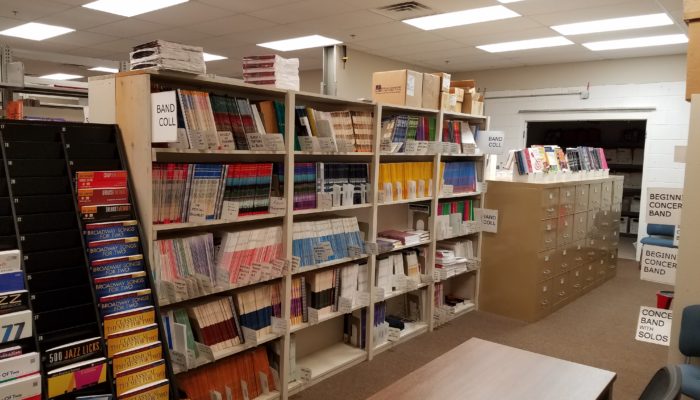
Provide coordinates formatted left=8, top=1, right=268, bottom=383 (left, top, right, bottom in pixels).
left=589, top=183, right=602, bottom=210
left=542, top=188, right=560, bottom=219
left=558, top=215, right=574, bottom=247
left=585, top=238, right=601, bottom=261
left=555, top=247, right=573, bottom=274
left=612, top=180, right=624, bottom=203
left=573, top=212, right=588, bottom=241
left=583, top=263, right=597, bottom=288
left=537, top=250, right=557, bottom=282
left=601, top=181, right=613, bottom=208
left=605, top=259, right=618, bottom=278
left=541, top=220, right=558, bottom=251
left=595, top=258, right=607, bottom=280
left=559, top=186, right=576, bottom=216
left=554, top=274, right=569, bottom=304
left=571, top=240, right=587, bottom=267
left=570, top=268, right=584, bottom=293
left=538, top=279, right=554, bottom=310
left=575, top=184, right=590, bottom=213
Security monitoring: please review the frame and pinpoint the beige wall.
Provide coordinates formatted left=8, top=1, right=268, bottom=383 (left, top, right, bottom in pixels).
left=452, top=54, right=686, bottom=91
left=299, top=69, right=323, bottom=94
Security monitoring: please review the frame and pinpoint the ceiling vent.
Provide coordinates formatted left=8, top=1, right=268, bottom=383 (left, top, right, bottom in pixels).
left=371, top=2, right=434, bottom=20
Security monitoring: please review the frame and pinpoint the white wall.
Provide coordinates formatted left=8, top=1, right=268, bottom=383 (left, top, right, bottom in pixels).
left=484, top=81, right=689, bottom=250
left=300, top=69, right=322, bottom=93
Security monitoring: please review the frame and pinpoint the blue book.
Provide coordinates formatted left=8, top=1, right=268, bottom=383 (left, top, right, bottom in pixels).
left=90, top=255, right=144, bottom=278
left=94, top=271, right=148, bottom=297
left=0, top=271, right=24, bottom=292
left=87, top=237, right=140, bottom=262
left=85, top=220, right=138, bottom=242
left=391, top=115, right=409, bottom=151
left=99, top=289, right=152, bottom=317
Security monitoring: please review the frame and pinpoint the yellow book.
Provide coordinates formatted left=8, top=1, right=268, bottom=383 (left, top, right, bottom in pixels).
left=119, top=379, right=169, bottom=400
left=115, top=359, right=166, bottom=396
left=107, top=323, right=159, bottom=358
left=103, top=306, right=155, bottom=339
left=47, top=358, right=107, bottom=398
left=112, top=341, right=163, bottom=377
left=306, top=107, right=318, bottom=136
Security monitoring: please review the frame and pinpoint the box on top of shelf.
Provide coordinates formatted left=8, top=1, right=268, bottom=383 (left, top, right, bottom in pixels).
left=429, top=72, right=451, bottom=92
left=450, top=80, right=476, bottom=90
left=462, top=91, right=484, bottom=115
left=422, top=73, right=440, bottom=110
left=685, top=0, right=700, bottom=21
left=372, top=69, right=423, bottom=108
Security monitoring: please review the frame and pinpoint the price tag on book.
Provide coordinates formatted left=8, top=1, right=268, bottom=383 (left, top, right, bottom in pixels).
left=404, top=140, right=419, bottom=154
left=380, top=138, right=394, bottom=153
left=241, top=380, right=250, bottom=400
left=271, top=259, right=286, bottom=275
left=416, top=141, right=430, bottom=155
left=300, top=367, right=312, bottom=383
left=406, top=279, right=419, bottom=290
left=356, top=292, right=370, bottom=306
left=313, top=242, right=332, bottom=263
left=336, top=138, right=354, bottom=152
left=338, top=297, right=354, bottom=314
left=364, top=242, right=378, bottom=255
left=477, top=181, right=487, bottom=193
left=195, top=342, right=216, bottom=362
left=308, top=308, right=320, bottom=324
left=318, top=192, right=333, bottom=210
left=262, top=133, right=285, bottom=151
left=442, top=185, right=454, bottom=196
left=373, top=287, right=385, bottom=302
left=170, top=350, right=187, bottom=372
left=387, top=327, right=401, bottom=342
left=246, top=133, right=266, bottom=151
left=271, top=316, right=289, bottom=335
left=221, top=201, right=239, bottom=221
left=318, top=137, right=337, bottom=152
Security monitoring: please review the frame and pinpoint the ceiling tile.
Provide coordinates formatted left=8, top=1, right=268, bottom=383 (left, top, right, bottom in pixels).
left=567, top=24, right=685, bottom=43
left=134, top=2, right=236, bottom=25
left=458, top=27, right=559, bottom=47
left=62, top=46, right=120, bottom=58
left=528, top=0, right=666, bottom=26
left=352, top=31, right=444, bottom=50
left=0, top=0, right=72, bottom=21
left=248, top=0, right=358, bottom=24
left=435, top=17, right=544, bottom=40
left=285, top=10, right=396, bottom=33
left=330, top=21, right=421, bottom=44
left=380, top=40, right=467, bottom=57
left=130, top=28, right=211, bottom=45
left=416, top=0, right=503, bottom=14
left=45, top=31, right=119, bottom=48
left=87, top=18, right=169, bottom=38
left=36, top=8, right=125, bottom=31
left=197, top=0, right=304, bottom=13
left=187, top=15, right=278, bottom=36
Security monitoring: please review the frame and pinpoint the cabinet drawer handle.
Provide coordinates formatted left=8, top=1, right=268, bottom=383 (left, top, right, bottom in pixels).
left=563, top=234, right=570, bottom=238
left=586, top=277, right=593, bottom=282
left=608, top=265, right=616, bottom=269
left=545, top=239, right=553, bottom=244
left=574, top=284, right=581, bottom=288
left=559, top=291, right=566, bottom=297
left=541, top=299, right=549, bottom=305
left=561, top=263, right=568, bottom=269
left=587, top=251, right=596, bottom=256
left=543, top=269, right=551, bottom=275
left=575, top=257, right=583, bottom=261
left=547, top=207, right=555, bottom=213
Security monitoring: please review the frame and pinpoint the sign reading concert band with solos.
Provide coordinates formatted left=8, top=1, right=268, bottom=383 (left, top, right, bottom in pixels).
left=640, top=245, right=677, bottom=285
left=635, top=306, right=672, bottom=346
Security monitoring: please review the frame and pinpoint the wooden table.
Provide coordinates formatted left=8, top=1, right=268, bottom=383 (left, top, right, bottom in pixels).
left=367, top=338, right=616, bottom=400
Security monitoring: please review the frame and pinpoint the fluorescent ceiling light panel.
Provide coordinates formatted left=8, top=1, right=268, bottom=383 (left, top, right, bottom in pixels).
left=39, top=73, right=83, bottom=80
left=257, top=35, right=341, bottom=51
left=402, top=6, right=520, bottom=30
left=498, top=0, right=524, bottom=3
left=0, top=22, right=74, bottom=41
left=89, top=66, right=119, bottom=73
left=203, top=52, right=227, bottom=62
left=552, top=13, right=673, bottom=35
left=477, top=36, right=573, bottom=53
left=83, top=0, right=188, bottom=17
left=583, top=34, right=688, bottom=51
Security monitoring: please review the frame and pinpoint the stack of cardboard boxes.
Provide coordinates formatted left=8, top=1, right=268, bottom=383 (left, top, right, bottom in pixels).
left=371, top=69, right=484, bottom=115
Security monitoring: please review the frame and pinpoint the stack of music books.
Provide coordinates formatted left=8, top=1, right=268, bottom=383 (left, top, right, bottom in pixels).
left=76, top=170, right=168, bottom=399
left=130, top=40, right=205, bottom=75
left=152, top=162, right=278, bottom=224
left=292, top=217, right=365, bottom=268
left=294, top=107, right=373, bottom=152
left=381, top=114, right=437, bottom=153
left=439, top=161, right=478, bottom=194
left=290, top=276, right=308, bottom=327
left=293, top=162, right=371, bottom=211
left=378, top=162, right=434, bottom=202
left=234, top=282, right=283, bottom=338
left=242, top=54, right=300, bottom=90
left=177, top=347, right=276, bottom=400
left=442, top=119, right=478, bottom=154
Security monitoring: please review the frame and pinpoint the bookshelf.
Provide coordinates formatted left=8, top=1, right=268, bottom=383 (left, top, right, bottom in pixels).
left=89, top=70, right=490, bottom=400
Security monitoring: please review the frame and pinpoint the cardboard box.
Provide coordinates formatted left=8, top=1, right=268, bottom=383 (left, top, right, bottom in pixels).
left=685, top=0, right=700, bottom=21
left=450, top=79, right=476, bottom=90
left=455, top=101, right=463, bottom=113
left=440, top=92, right=451, bottom=111
left=422, top=73, right=440, bottom=109
left=449, top=87, right=465, bottom=102
left=630, top=218, right=639, bottom=234
left=430, top=72, right=451, bottom=92
left=620, top=217, right=629, bottom=233
left=687, top=22, right=700, bottom=100
left=372, top=69, right=423, bottom=107
left=461, top=93, right=484, bottom=115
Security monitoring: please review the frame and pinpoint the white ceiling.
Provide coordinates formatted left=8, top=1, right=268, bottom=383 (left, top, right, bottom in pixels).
left=0, top=0, right=687, bottom=80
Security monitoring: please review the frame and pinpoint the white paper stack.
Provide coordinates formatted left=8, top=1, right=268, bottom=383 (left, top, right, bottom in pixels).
left=242, top=55, right=300, bottom=90
left=130, top=40, right=206, bottom=75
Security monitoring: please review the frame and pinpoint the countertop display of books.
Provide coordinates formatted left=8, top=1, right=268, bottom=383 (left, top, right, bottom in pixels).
left=87, top=70, right=491, bottom=400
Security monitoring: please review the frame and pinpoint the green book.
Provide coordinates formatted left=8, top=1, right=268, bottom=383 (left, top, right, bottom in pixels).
left=429, top=117, right=437, bottom=141
left=173, top=308, right=198, bottom=358
left=406, top=116, right=420, bottom=141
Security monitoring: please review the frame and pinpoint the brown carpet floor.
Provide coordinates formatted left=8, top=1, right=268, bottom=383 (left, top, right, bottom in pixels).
left=291, top=259, right=672, bottom=400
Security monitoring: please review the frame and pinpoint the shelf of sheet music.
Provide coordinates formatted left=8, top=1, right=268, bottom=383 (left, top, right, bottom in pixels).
left=158, top=266, right=287, bottom=308
left=375, top=280, right=430, bottom=303
left=436, top=220, right=482, bottom=242
left=433, top=260, right=480, bottom=283
left=438, top=190, right=482, bottom=200
left=292, top=203, right=373, bottom=216
left=378, top=196, right=433, bottom=206
left=152, top=147, right=286, bottom=162
left=293, top=151, right=374, bottom=159
left=502, top=168, right=610, bottom=183
left=377, top=239, right=432, bottom=255
left=372, top=322, right=429, bottom=355
left=170, top=328, right=284, bottom=374
left=433, top=301, right=476, bottom=328
left=292, top=254, right=369, bottom=275
left=288, top=342, right=368, bottom=395
left=152, top=212, right=285, bottom=239
left=290, top=298, right=369, bottom=334
left=442, top=111, right=488, bottom=121
left=380, top=143, right=480, bottom=157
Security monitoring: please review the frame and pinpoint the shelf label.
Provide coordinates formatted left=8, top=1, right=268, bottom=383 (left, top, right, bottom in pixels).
left=271, top=316, right=289, bottom=335
left=380, top=138, right=393, bottom=153
left=291, top=256, right=301, bottom=273
left=170, top=350, right=187, bottom=372
left=336, top=138, right=355, bottom=152
left=640, top=245, right=677, bottom=286
left=416, top=141, right=430, bottom=154
left=356, top=292, right=370, bottom=306
left=476, top=208, right=498, bottom=234
left=420, top=274, right=434, bottom=284
left=393, top=275, right=407, bottom=291
left=404, top=140, right=419, bottom=154
left=151, top=91, right=178, bottom=143
left=406, top=279, right=419, bottom=290
left=387, top=327, right=401, bottom=342
left=269, top=197, right=286, bottom=215
left=432, top=269, right=441, bottom=282
left=299, top=136, right=319, bottom=152
left=300, top=367, right=312, bottom=382
left=218, top=131, right=235, bottom=150
left=647, top=187, right=683, bottom=225
left=635, top=306, right=672, bottom=346
left=313, top=242, right=333, bottom=263
left=442, top=185, right=454, bottom=196
left=348, top=245, right=362, bottom=258
left=221, top=201, right=240, bottom=221
left=246, top=133, right=267, bottom=151
left=262, top=133, right=285, bottom=151
left=441, top=142, right=452, bottom=154
left=478, top=181, right=487, bottom=193
left=318, top=137, right=337, bottom=152
left=338, top=297, right=354, bottom=314
left=195, top=342, right=215, bottom=362
left=450, top=143, right=460, bottom=154
left=373, top=287, right=385, bottom=302
left=364, top=242, right=378, bottom=255
left=429, top=142, right=442, bottom=154
left=308, top=308, right=320, bottom=324
left=318, top=192, right=333, bottom=210
left=242, top=327, right=260, bottom=345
